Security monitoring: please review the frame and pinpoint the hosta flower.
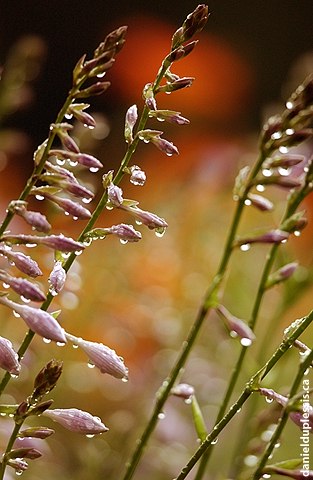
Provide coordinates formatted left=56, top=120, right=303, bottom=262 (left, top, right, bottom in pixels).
left=43, top=193, right=91, bottom=220
left=49, top=150, right=103, bottom=170
left=129, top=165, right=146, bottom=186
left=0, top=270, right=46, bottom=302
left=266, top=262, right=298, bottom=288
left=235, top=229, right=289, bottom=248
left=0, top=296, right=66, bottom=344
left=216, top=305, right=255, bottom=346
left=0, top=336, right=20, bottom=376
left=8, top=201, right=51, bottom=233
left=120, top=204, right=168, bottom=232
left=108, top=224, right=142, bottom=242
left=107, top=183, right=124, bottom=206
left=171, top=383, right=195, bottom=401
left=0, top=247, right=42, bottom=277
left=43, top=408, right=108, bottom=435
left=66, top=333, right=128, bottom=380
left=49, top=261, right=66, bottom=294
left=0, top=233, right=85, bottom=253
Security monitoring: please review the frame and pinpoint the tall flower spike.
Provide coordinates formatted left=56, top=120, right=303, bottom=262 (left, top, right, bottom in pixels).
left=42, top=408, right=108, bottom=435
left=0, top=336, right=21, bottom=376
left=0, top=296, right=66, bottom=344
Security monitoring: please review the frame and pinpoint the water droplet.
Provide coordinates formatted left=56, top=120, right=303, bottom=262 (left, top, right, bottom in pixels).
left=56, top=341, right=65, bottom=347
left=65, top=113, right=73, bottom=120
left=265, top=397, right=273, bottom=403
left=49, top=287, right=58, bottom=297
left=274, top=442, right=281, bottom=449
left=158, top=412, right=166, bottom=420
left=271, top=131, right=282, bottom=140
left=230, top=331, right=238, bottom=338
left=83, top=238, right=92, bottom=247
left=21, top=296, right=30, bottom=304
left=304, top=368, right=310, bottom=376
left=121, top=376, right=128, bottom=383
left=87, top=362, right=95, bottom=369
left=35, top=194, right=45, bottom=201
left=244, top=199, right=252, bottom=206
left=244, top=455, right=258, bottom=467
left=43, top=338, right=51, bottom=344
left=25, top=243, right=37, bottom=248
left=13, top=310, right=20, bottom=318
left=240, top=244, right=251, bottom=252
left=256, top=184, right=265, bottom=192
left=262, top=168, right=273, bottom=177
left=106, top=205, right=113, bottom=211
left=278, top=167, right=291, bottom=176
left=279, top=146, right=289, bottom=154
left=15, top=470, right=24, bottom=476
left=165, top=91, right=171, bottom=95
left=61, top=252, right=70, bottom=260
left=286, top=101, right=293, bottom=110
left=96, top=72, right=106, bottom=78
left=10, top=373, right=19, bottom=379
left=74, top=249, right=83, bottom=256
left=69, top=160, right=78, bottom=167
left=89, top=167, right=99, bottom=173
left=155, top=227, right=166, bottom=238
left=86, top=433, right=95, bottom=438
left=82, top=197, right=92, bottom=204
left=166, top=152, right=173, bottom=157
left=119, top=239, right=128, bottom=245
left=210, top=438, right=218, bottom=445
left=184, top=397, right=192, bottom=405
left=2, top=282, right=10, bottom=289
left=294, top=230, right=301, bottom=237
left=56, top=158, right=66, bottom=166
left=72, top=343, right=79, bottom=349
left=0, top=412, right=6, bottom=417
left=143, top=139, right=150, bottom=144
left=240, top=338, right=253, bottom=347
left=64, top=211, right=70, bottom=216
left=262, top=474, right=271, bottom=479
left=73, top=216, right=78, bottom=221
left=286, top=128, right=294, bottom=135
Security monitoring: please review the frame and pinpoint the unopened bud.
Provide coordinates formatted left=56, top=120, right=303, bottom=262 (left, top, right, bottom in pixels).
left=0, top=247, right=42, bottom=277
left=0, top=270, right=46, bottom=301
left=107, top=183, right=124, bottom=206
left=124, top=104, right=138, bottom=144
left=0, top=233, right=85, bottom=253
left=246, top=193, right=273, bottom=212
left=166, top=41, right=198, bottom=63
left=19, top=427, right=55, bottom=439
left=44, top=193, right=91, bottom=220
left=235, top=229, right=289, bottom=248
left=51, top=123, right=80, bottom=154
left=171, top=383, right=195, bottom=401
left=43, top=408, right=109, bottom=435
left=0, top=296, right=66, bottom=344
left=49, top=261, right=66, bottom=294
left=266, top=262, right=298, bottom=288
left=0, top=336, right=20, bottom=376
left=280, top=211, right=307, bottom=233
left=66, top=103, right=96, bottom=129
left=8, top=201, right=51, bottom=233
left=108, top=224, right=142, bottom=242
left=148, top=109, right=190, bottom=125
left=75, top=81, right=111, bottom=98
left=49, top=150, right=103, bottom=170
left=121, top=204, right=168, bottom=232
left=32, top=359, right=63, bottom=400
left=143, top=83, right=157, bottom=110
left=156, top=76, right=194, bottom=93
left=216, top=305, right=255, bottom=346
left=7, top=448, right=42, bottom=460
left=129, top=165, right=146, bottom=186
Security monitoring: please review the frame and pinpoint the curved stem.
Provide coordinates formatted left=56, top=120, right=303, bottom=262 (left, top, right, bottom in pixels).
left=0, top=422, right=23, bottom=479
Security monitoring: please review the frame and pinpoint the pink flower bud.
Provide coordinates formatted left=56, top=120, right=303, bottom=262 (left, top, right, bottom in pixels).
left=0, top=336, right=20, bottom=376
left=121, top=204, right=168, bottom=232
left=51, top=123, right=80, bottom=154
left=143, top=83, right=157, bottom=110
left=43, top=165, right=94, bottom=200
left=0, top=247, right=42, bottom=277
left=129, top=165, right=146, bottom=186
left=166, top=41, right=198, bottom=63
left=8, top=447, right=42, bottom=460
left=263, top=466, right=313, bottom=479
left=156, top=77, right=194, bottom=93
left=171, top=383, right=195, bottom=400
left=149, top=109, right=190, bottom=125
left=49, top=150, right=103, bottom=170
left=235, top=229, right=289, bottom=248
left=0, top=270, right=46, bottom=301
left=246, top=193, right=273, bottom=212
left=266, top=262, right=298, bottom=288
left=49, top=261, right=66, bottom=294
left=43, top=408, right=108, bottom=435
left=216, top=305, right=255, bottom=346
left=9, top=201, right=51, bottom=233
left=66, top=334, right=128, bottom=380
left=149, top=136, right=179, bottom=156
left=107, top=183, right=124, bottom=206
left=0, top=296, right=66, bottom=344
left=124, top=104, right=138, bottom=144
left=19, top=427, right=55, bottom=439
left=108, top=224, right=142, bottom=242
left=44, top=193, right=91, bottom=220
left=7, top=458, right=29, bottom=474
left=0, top=234, right=85, bottom=253
left=66, top=103, right=96, bottom=128
left=75, top=81, right=111, bottom=98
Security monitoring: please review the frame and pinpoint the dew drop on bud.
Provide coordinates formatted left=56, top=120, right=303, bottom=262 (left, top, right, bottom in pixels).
left=74, top=250, right=83, bottom=256
left=240, top=338, right=252, bottom=347
left=265, top=397, right=273, bottom=404
left=87, top=362, right=95, bottom=369
left=2, top=282, right=10, bottom=289
left=69, top=160, right=78, bottom=167
left=56, top=158, right=66, bottom=166
left=83, top=238, right=92, bottom=247
left=35, top=194, right=45, bottom=201
left=89, top=167, right=99, bottom=173
left=166, top=152, right=173, bottom=157
left=86, top=434, right=95, bottom=438
left=21, top=296, right=31, bottom=304
left=13, top=310, right=21, bottom=318
left=155, top=227, right=166, bottom=238
left=56, top=341, right=66, bottom=347
left=279, top=146, right=289, bottom=154
left=256, top=184, right=265, bottom=192
left=210, top=438, right=218, bottom=445
left=119, top=239, right=128, bottom=245
left=82, top=197, right=92, bottom=204
left=121, top=376, right=128, bottom=383
left=43, top=338, right=52, bottom=344
left=240, top=244, right=251, bottom=252
left=244, top=199, right=252, bottom=206
left=294, top=230, right=301, bottom=237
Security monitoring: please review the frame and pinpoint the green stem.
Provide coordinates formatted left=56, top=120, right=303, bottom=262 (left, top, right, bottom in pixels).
left=252, top=345, right=313, bottom=479
left=0, top=421, right=23, bottom=479
left=174, top=309, right=313, bottom=480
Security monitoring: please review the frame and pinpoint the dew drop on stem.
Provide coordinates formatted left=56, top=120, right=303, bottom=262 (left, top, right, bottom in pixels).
left=155, top=227, right=166, bottom=238
left=158, top=412, right=166, bottom=420
left=210, top=438, right=218, bottom=445
left=240, top=244, right=251, bottom=252
left=240, top=338, right=253, bottom=347
left=35, top=195, right=45, bottom=201
left=82, top=198, right=92, bottom=204
left=86, top=434, right=95, bottom=438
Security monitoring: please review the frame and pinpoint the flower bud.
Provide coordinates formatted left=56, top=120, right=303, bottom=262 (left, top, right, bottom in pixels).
left=66, top=333, right=128, bottom=380
left=107, top=183, right=124, bottom=206
left=166, top=41, right=198, bottom=63
left=121, top=204, right=168, bottom=232
left=0, top=247, right=42, bottom=277
left=0, top=233, right=85, bottom=253
left=7, top=458, right=29, bottom=474
left=51, top=123, right=80, bottom=154
left=262, top=466, right=313, bottom=479
left=266, top=262, right=298, bottom=288
left=171, top=383, right=195, bottom=401
left=0, top=270, right=46, bottom=301
left=0, top=336, right=20, bottom=376
left=124, top=104, right=138, bottom=144
left=246, top=193, right=273, bottom=212
left=235, top=229, right=289, bottom=248
left=129, top=165, right=146, bottom=186
left=260, top=175, right=303, bottom=190
left=264, top=153, right=305, bottom=169
left=32, top=359, right=63, bottom=400
left=143, top=83, right=157, bottom=110
left=43, top=408, right=109, bottom=435
left=172, top=4, right=209, bottom=48
left=7, top=447, right=42, bottom=460
left=66, top=103, right=96, bottom=128
left=148, top=109, right=190, bottom=125
left=8, top=201, right=51, bottom=233
left=43, top=193, right=91, bottom=220
left=75, top=81, right=111, bottom=98
left=19, top=427, right=55, bottom=439
left=0, top=296, right=66, bottom=344
left=108, top=224, right=142, bottom=242
left=49, top=261, right=66, bottom=294
left=280, top=211, right=308, bottom=233
left=216, top=305, right=255, bottom=346
left=49, top=150, right=103, bottom=170
left=149, top=136, right=179, bottom=156
left=156, top=76, right=194, bottom=93
left=42, top=166, right=95, bottom=200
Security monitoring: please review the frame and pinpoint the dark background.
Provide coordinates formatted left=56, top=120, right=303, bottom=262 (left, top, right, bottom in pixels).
left=1, top=0, right=313, bottom=144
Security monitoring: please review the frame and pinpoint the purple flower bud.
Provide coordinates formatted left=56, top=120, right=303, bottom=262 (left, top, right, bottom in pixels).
left=149, top=109, right=190, bottom=125
left=265, top=153, right=305, bottom=169
left=149, top=136, right=179, bottom=156
left=0, top=296, right=66, bottom=344
left=43, top=408, right=108, bottom=435
left=75, top=81, right=111, bottom=98
left=216, top=305, right=256, bottom=346
left=0, top=234, right=85, bottom=253
left=166, top=41, right=198, bottom=63
left=0, top=336, right=20, bottom=376
left=266, top=262, right=298, bottom=288
left=157, top=77, right=194, bottom=93
left=171, top=383, right=195, bottom=400
left=7, top=458, right=29, bottom=474
left=235, top=229, right=289, bottom=248
left=19, top=427, right=55, bottom=439
left=51, top=123, right=80, bottom=154
left=49, top=261, right=66, bottom=294
left=66, top=333, right=128, bottom=380
left=121, top=204, right=168, bottom=232
left=181, top=4, right=210, bottom=42
left=42, top=166, right=94, bottom=200
left=280, top=211, right=308, bottom=233
left=260, top=175, right=302, bottom=189
left=246, top=193, right=273, bottom=212
left=124, top=104, right=138, bottom=144
left=0, top=270, right=46, bottom=301
left=8, top=447, right=42, bottom=460
left=143, top=83, right=157, bottom=111
left=66, top=103, right=96, bottom=129
left=44, top=193, right=91, bottom=220
left=107, top=183, right=124, bottom=206
left=108, top=224, right=142, bottom=242
left=0, top=247, right=42, bottom=277
left=49, top=150, right=103, bottom=170
left=9, top=201, right=51, bottom=233
left=129, top=165, right=146, bottom=186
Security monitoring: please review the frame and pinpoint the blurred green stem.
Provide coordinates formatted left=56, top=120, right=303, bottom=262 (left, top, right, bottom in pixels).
left=174, top=309, right=313, bottom=480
